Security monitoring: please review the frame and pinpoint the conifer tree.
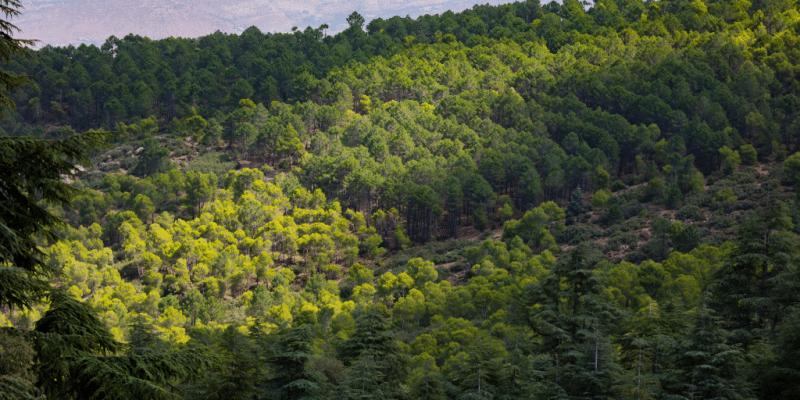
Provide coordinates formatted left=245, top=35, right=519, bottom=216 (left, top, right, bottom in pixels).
left=565, top=186, right=585, bottom=218
left=0, top=0, right=35, bottom=117
left=263, top=324, right=325, bottom=400
left=408, top=353, right=449, bottom=400
left=712, top=189, right=799, bottom=334
left=663, top=293, right=750, bottom=400
left=758, top=306, right=800, bottom=398
left=33, top=292, right=213, bottom=400
left=201, top=324, right=259, bottom=400
left=515, top=246, right=621, bottom=397
left=448, top=332, right=505, bottom=399
left=339, top=304, right=407, bottom=399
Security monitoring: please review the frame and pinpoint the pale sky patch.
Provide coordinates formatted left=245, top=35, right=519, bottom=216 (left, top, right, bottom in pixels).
left=18, top=0, right=519, bottom=48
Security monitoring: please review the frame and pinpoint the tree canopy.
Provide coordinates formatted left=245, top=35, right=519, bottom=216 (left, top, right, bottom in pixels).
left=3, top=0, right=800, bottom=398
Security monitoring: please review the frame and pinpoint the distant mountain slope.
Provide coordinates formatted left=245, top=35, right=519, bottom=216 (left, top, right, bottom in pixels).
left=17, top=0, right=515, bottom=47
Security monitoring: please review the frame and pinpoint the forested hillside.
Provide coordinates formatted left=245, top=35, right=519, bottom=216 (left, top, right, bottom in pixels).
left=2, top=0, right=800, bottom=398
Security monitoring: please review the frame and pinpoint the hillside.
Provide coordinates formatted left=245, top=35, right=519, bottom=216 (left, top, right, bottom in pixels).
left=3, top=0, right=800, bottom=399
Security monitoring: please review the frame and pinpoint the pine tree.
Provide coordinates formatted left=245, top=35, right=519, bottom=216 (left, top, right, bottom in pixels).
left=339, top=304, right=407, bottom=399
left=338, top=352, right=389, bottom=400
left=498, top=344, right=553, bottom=400
left=712, top=189, right=799, bottom=334
left=515, top=246, right=622, bottom=398
left=408, top=354, right=449, bottom=400
left=201, top=324, right=259, bottom=400
left=758, top=306, right=800, bottom=398
left=0, top=0, right=36, bottom=117
left=614, top=333, right=660, bottom=400
left=32, top=292, right=213, bottom=400
left=449, top=333, right=505, bottom=400
left=263, top=324, right=325, bottom=400
left=664, top=293, right=750, bottom=400
left=565, top=186, right=585, bottom=218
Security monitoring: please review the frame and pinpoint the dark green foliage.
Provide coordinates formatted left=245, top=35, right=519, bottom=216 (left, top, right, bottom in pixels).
left=0, top=329, right=36, bottom=399
left=706, top=214, right=734, bottom=230
left=611, top=180, right=626, bottom=192
left=620, top=200, right=645, bottom=219
left=676, top=205, right=705, bottom=221
left=674, top=225, right=700, bottom=253
left=34, top=292, right=213, bottom=400
left=263, top=324, right=325, bottom=400
left=712, top=196, right=798, bottom=333
left=408, top=355, right=449, bottom=400
left=515, top=247, right=621, bottom=398
left=4, top=0, right=800, bottom=397
left=387, top=240, right=473, bottom=270
left=131, top=138, right=172, bottom=177
left=603, top=230, right=637, bottom=253
left=0, top=376, right=36, bottom=400
left=201, top=324, right=259, bottom=400
left=664, top=184, right=681, bottom=209
left=339, top=304, right=407, bottom=398
left=651, top=218, right=672, bottom=262
left=555, top=225, right=601, bottom=245
left=448, top=333, right=504, bottom=399
left=0, top=131, right=108, bottom=309
left=663, top=297, right=750, bottom=400
left=598, top=203, right=623, bottom=227
left=187, top=152, right=237, bottom=176
left=565, top=186, right=585, bottom=217
left=758, top=306, right=800, bottom=399
left=0, top=0, right=35, bottom=118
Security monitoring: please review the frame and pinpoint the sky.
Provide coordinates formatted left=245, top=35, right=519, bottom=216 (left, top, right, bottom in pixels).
left=16, top=0, right=518, bottom=48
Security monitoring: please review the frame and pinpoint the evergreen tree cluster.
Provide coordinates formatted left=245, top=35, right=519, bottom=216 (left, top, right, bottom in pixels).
left=3, top=0, right=800, bottom=398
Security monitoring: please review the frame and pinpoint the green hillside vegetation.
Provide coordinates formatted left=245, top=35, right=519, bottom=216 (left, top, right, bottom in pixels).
left=3, top=0, right=800, bottom=398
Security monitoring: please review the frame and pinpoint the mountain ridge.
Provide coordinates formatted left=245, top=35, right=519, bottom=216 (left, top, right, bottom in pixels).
left=18, top=0, right=517, bottom=47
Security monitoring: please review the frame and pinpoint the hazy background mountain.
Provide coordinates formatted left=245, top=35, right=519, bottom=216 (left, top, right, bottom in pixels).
left=17, top=0, right=517, bottom=48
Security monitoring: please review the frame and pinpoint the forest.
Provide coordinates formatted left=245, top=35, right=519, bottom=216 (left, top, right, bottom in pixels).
left=1, top=0, right=800, bottom=398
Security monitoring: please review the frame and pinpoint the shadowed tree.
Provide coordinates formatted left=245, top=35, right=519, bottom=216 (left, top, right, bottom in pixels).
left=263, top=324, right=326, bottom=400
left=339, top=304, right=407, bottom=399
left=0, top=0, right=36, bottom=117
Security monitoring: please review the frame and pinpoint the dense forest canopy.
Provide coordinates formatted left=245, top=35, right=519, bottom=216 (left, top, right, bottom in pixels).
left=2, top=0, right=800, bottom=398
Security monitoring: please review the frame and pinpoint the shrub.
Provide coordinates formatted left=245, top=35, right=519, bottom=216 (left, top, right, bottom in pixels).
left=730, top=168, right=757, bottom=184
left=735, top=183, right=762, bottom=201
left=338, top=280, right=356, bottom=300
left=676, top=205, right=705, bottom=221
left=387, top=240, right=473, bottom=270
left=620, top=200, right=646, bottom=219
left=627, top=239, right=668, bottom=263
left=566, top=186, right=585, bottom=217
left=682, top=191, right=711, bottom=208
left=700, top=231, right=727, bottom=247
left=674, top=225, right=700, bottom=253
left=740, top=144, right=757, bottom=165
left=81, top=171, right=105, bottom=190
left=626, top=249, right=648, bottom=264
left=172, top=147, right=192, bottom=157
left=603, top=231, right=638, bottom=252
left=556, top=225, right=601, bottom=245
left=706, top=214, right=734, bottom=230
left=188, top=151, right=237, bottom=176
left=119, top=155, right=138, bottom=170
left=735, top=200, right=757, bottom=211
